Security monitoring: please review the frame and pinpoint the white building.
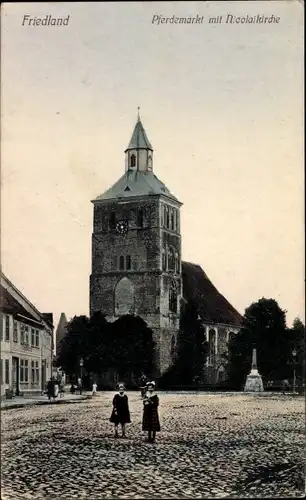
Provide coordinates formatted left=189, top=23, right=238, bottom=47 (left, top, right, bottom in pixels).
left=0, top=272, right=54, bottom=399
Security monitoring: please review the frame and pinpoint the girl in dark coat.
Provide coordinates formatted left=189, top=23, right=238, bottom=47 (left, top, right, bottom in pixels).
left=142, top=381, right=160, bottom=442
left=110, top=384, right=131, bottom=438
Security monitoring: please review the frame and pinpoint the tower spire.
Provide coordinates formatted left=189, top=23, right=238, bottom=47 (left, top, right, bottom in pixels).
left=137, top=106, right=140, bottom=121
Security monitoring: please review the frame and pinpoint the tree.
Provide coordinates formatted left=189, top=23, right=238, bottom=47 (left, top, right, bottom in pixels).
left=56, top=315, right=90, bottom=378
left=289, top=318, right=305, bottom=381
left=159, top=300, right=208, bottom=387
left=110, top=315, right=155, bottom=381
left=227, top=298, right=291, bottom=388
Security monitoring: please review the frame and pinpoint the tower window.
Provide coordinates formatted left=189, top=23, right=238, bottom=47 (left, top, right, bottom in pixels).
left=137, top=209, right=144, bottom=228
left=119, top=256, right=125, bottom=270
left=162, top=249, right=167, bottom=271
left=109, top=212, right=116, bottom=230
left=168, top=247, right=175, bottom=272
left=126, top=255, right=131, bottom=270
left=165, top=206, right=169, bottom=228
left=130, top=154, right=136, bottom=168
left=170, top=210, right=174, bottom=230
left=169, top=281, right=178, bottom=314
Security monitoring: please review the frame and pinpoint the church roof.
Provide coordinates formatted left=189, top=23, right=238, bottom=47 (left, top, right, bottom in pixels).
left=125, top=118, right=153, bottom=151
left=182, top=261, right=243, bottom=327
left=93, top=170, right=181, bottom=204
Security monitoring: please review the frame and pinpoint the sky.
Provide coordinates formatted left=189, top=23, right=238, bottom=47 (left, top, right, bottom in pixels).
left=1, top=1, right=304, bottom=330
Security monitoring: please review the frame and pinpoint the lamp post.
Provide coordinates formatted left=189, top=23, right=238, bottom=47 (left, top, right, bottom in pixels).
left=79, top=357, right=84, bottom=395
left=292, top=349, right=297, bottom=395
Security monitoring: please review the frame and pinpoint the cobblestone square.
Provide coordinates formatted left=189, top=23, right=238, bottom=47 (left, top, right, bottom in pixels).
left=1, top=392, right=305, bottom=499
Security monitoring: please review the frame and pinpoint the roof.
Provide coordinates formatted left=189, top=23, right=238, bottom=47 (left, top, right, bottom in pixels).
left=55, top=312, right=68, bottom=347
left=125, top=117, right=153, bottom=151
left=182, top=261, right=243, bottom=327
left=92, top=170, right=181, bottom=204
left=0, top=271, right=54, bottom=329
left=0, top=283, right=41, bottom=325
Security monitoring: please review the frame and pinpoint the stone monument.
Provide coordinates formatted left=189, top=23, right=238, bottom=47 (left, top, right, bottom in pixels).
left=244, top=348, right=264, bottom=392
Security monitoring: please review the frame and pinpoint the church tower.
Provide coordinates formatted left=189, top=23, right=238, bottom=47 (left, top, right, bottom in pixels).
left=90, top=113, right=183, bottom=376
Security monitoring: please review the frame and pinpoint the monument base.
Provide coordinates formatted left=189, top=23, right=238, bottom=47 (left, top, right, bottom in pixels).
left=244, top=370, right=264, bottom=392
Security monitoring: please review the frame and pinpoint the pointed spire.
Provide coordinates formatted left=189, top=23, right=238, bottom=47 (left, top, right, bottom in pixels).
left=125, top=112, right=153, bottom=152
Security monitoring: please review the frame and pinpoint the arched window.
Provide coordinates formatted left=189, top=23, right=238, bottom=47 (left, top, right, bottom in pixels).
left=165, top=206, right=169, bottom=228
left=170, top=210, right=174, bottom=230
left=130, top=154, right=136, bottom=168
left=168, top=247, right=175, bottom=272
left=119, top=256, right=125, bottom=270
left=174, top=253, right=179, bottom=274
left=109, top=212, right=116, bottom=230
left=114, top=277, right=135, bottom=316
left=148, top=155, right=152, bottom=170
left=160, top=206, right=164, bottom=227
left=126, top=255, right=131, bottom=270
left=209, top=329, right=216, bottom=364
left=162, top=249, right=167, bottom=271
left=169, top=281, right=178, bottom=314
left=138, top=209, right=144, bottom=228
left=228, top=331, right=235, bottom=344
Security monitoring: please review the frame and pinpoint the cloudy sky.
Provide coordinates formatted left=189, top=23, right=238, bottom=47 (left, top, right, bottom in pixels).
left=1, top=1, right=304, bottom=329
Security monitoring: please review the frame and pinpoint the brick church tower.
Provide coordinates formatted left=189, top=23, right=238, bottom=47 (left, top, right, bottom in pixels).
left=90, top=113, right=183, bottom=376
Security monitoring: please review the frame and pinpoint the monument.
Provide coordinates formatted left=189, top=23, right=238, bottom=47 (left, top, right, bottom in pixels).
left=244, top=348, right=264, bottom=392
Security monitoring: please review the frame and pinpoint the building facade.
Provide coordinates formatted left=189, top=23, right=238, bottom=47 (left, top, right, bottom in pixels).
left=0, top=272, right=54, bottom=398
left=90, top=115, right=242, bottom=379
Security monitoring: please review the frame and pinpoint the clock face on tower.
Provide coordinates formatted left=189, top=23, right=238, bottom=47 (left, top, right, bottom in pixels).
left=116, top=220, right=128, bottom=235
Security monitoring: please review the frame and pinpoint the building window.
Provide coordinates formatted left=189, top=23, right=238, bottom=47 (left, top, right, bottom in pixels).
left=119, top=256, right=125, bottom=270
left=31, top=361, right=35, bottom=384
left=5, top=315, right=10, bottom=341
left=168, top=247, right=175, bottom=272
left=24, top=326, right=29, bottom=345
left=175, top=210, right=179, bottom=232
left=35, top=361, right=39, bottom=383
left=109, top=212, right=116, bottom=230
left=126, top=255, right=131, bottom=270
left=35, top=330, right=40, bottom=348
left=20, top=360, right=25, bottom=382
left=13, top=321, right=18, bottom=342
left=130, top=154, right=136, bottom=168
left=5, top=360, right=9, bottom=384
left=0, top=359, right=3, bottom=384
left=169, top=281, right=178, bottom=314
left=161, top=206, right=164, bottom=227
left=137, top=209, right=144, bottom=228
left=0, top=314, right=3, bottom=341
left=31, top=328, right=35, bottom=347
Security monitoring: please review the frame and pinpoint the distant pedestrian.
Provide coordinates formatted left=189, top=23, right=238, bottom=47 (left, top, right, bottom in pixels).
left=77, top=377, right=82, bottom=395
left=92, top=382, right=98, bottom=396
left=70, top=383, right=76, bottom=395
left=282, top=379, right=289, bottom=394
left=59, top=381, right=65, bottom=398
left=46, top=377, right=55, bottom=402
left=109, top=383, right=131, bottom=438
left=142, top=381, right=160, bottom=443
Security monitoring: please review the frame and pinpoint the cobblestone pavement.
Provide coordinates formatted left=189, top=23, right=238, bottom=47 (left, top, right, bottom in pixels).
left=1, top=392, right=305, bottom=499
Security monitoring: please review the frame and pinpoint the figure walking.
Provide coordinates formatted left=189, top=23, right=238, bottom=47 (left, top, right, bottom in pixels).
left=109, top=384, right=131, bottom=438
left=142, top=381, right=160, bottom=443
left=46, top=377, right=55, bottom=402
left=92, top=381, right=98, bottom=396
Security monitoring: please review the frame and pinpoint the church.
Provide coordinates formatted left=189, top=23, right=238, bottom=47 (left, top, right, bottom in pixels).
left=90, top=114, right=242, bottom=384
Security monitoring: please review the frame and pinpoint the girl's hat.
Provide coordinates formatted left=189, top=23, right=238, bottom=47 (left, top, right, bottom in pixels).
left=118, top=383, right=125, bottom=390
left=146, top=381, right=155, bottom=387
